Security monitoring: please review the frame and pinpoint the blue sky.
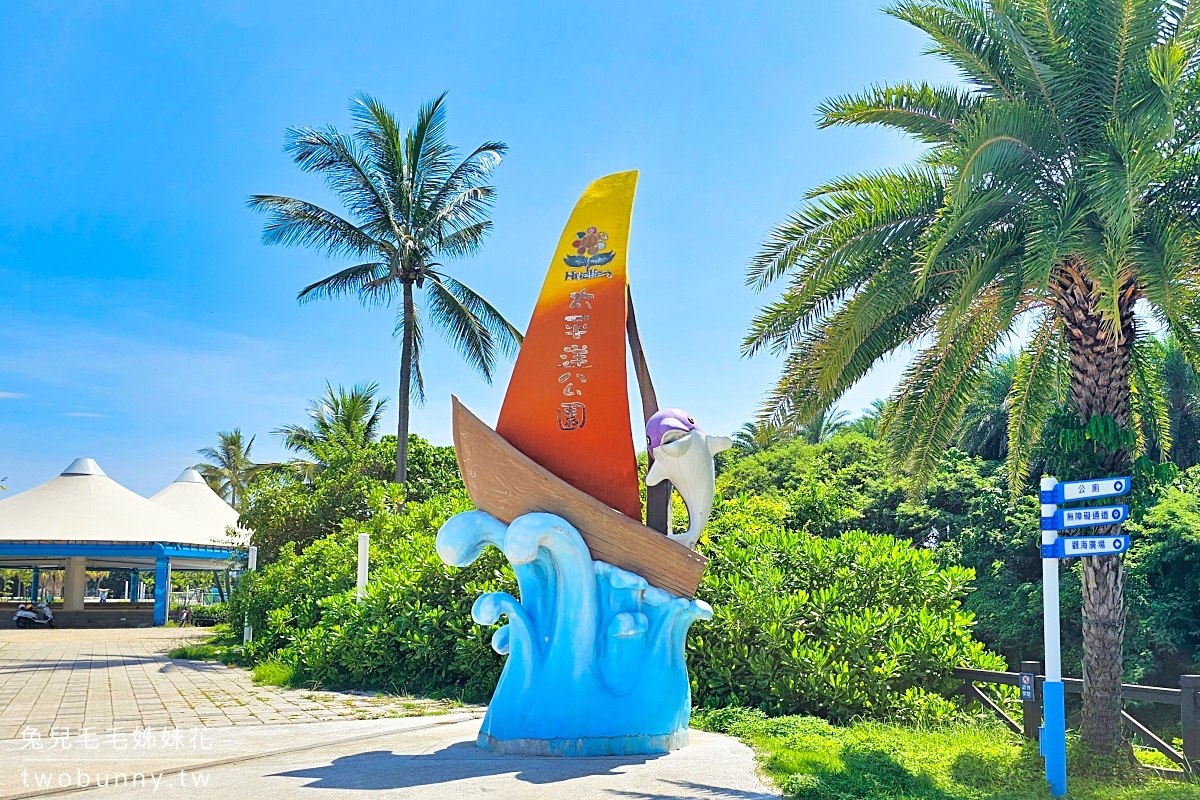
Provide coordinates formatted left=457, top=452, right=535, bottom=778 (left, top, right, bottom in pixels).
left=0, top=2, right=954, bottom=495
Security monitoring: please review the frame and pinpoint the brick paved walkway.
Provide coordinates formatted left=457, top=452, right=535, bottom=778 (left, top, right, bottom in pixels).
left=0, top=628, right=461, bottom=740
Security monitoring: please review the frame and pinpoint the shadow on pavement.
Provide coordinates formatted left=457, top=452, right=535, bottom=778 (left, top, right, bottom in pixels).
left=270, top=741, right=666, bottom=789
left=606, top=781, right=778, bottom=799
left=0, top=656, right=162, bottom=673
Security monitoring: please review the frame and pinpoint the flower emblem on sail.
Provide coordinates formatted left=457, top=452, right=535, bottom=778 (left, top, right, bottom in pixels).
left=572, top=227, right=608, bottom=256
left=564, top=226, right=617, bottom=268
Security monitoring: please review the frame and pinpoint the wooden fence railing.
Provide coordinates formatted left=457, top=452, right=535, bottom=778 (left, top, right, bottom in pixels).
left=954, top=661, right=1200, bottom=780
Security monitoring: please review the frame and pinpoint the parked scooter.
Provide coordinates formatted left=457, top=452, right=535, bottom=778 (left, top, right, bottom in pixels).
left=13, top=601, right=54, bottom=628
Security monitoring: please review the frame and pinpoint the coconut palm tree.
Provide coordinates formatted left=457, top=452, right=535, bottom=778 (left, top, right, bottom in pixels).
left=274, top=382, right=387, bottom=478
left=744, top=0, right=1200, bottom=756
left=195, top=429, right=258, bottom=512
left=957, top=353, right=1018, bottom=461
left=250, top=93, right=521, bottom=484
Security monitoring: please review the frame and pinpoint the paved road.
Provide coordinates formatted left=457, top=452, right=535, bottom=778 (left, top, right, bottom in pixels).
left=2, top=714, right=777, bottom=799
left=0, top=629, right=778, bottom=799
left=0, top=628, right=458, bottom=740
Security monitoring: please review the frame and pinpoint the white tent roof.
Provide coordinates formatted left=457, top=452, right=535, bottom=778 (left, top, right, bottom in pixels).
left=151, top=468, right=247, bottom=544
left=0, top=458, right=227, bottom=548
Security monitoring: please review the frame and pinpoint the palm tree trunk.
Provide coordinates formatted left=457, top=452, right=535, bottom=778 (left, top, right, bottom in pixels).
left=395, top=280, right=415, bottom=484
left=1052, top=258, right=1137, bottom=757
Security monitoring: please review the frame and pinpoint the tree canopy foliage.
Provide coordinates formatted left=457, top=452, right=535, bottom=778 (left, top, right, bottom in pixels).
left=745, top=0, right=1200, bottom=754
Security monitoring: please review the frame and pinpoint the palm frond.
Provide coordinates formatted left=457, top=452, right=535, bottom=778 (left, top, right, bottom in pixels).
left=883, top=293, right=1011, bottom=490
left=1006, top=311, right=1065, bottom=493
left=1131, top=331, right=1172, bottom=459
left=761, top=267, right=940, bottom=427
left=424, top=275, right=500, bottom=381
left=818, top=82, right=981, bottom=142
left=433, top=274, right=523, bottom=354
left=281, top=125, right=395, bottom=233
left=746, top=166, right=942, bottom=295
left=247, top=196, right=379, bottom=258
left=298, top=261, right=390, bottom=304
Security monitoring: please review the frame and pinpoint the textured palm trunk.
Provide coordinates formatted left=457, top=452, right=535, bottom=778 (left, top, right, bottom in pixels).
left=395, top=281, right=415, bottom=485
left=1050, top=259, right=1136, bottom=756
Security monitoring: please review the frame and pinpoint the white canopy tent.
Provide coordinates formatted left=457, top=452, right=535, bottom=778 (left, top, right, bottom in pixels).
left=0, top=458, right=240, bottom=624
left=151, top=468, right=248, bottom=546
left=0, top=459, right=225, bottom=549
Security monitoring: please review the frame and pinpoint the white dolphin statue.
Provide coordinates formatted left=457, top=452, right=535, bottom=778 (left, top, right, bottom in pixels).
left=645, top=408, right=732, bottom=550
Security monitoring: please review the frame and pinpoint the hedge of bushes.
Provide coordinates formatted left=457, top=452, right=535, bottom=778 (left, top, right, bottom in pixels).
left=690, top=494, right=1005, bottom=721
left=232, top=490, right=511, bottom=700
left=229, top=487, right=1002, bottom=715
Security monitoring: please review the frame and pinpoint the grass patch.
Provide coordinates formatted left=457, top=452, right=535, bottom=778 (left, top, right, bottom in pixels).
left=251, top=660, right=294, bottom=687
left=167, top=643, right=222, bottom=660
left=1133, top=746, right=1180, bottom=771
left=166, top=641, right=247, bottom=666
left=206, top=623, right=242, bottom=646
left=693, top=707, right=1198, bottom=799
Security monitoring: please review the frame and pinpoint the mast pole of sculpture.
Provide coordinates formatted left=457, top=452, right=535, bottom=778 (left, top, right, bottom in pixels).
left=626, top=287, right=671, bottom=535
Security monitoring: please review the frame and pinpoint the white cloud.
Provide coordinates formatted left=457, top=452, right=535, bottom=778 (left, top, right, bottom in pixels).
left=64, top=412, right=106, bottom=418
left=0, top=391, right=25, bottom=399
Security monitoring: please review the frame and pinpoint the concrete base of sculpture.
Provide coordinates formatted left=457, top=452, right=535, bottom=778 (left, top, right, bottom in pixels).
left=437, top=510, right=711, bottom=757
left=477, top=729, right=689, bottom=757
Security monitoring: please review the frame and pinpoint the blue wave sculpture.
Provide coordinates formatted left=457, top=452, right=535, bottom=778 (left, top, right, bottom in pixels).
left=436, top=510, right=712, bottom=756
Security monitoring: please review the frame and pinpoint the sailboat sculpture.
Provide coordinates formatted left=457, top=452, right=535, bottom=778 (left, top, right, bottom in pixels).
left=439, top=171, right=718, bottom=756
left=452, top=170, right=708, bottom=598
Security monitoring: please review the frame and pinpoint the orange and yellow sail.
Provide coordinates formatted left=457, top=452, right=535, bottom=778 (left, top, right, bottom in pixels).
left=496, top=171, right=642, bottom=520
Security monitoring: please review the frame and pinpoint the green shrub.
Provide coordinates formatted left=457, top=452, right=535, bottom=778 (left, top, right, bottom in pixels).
left=229, top=490, right=512, bottom=700
left=190, top=603, right=228, bottom=627
left=689, top=495, right=1007, bottom=721
left=1123, top=465, right=1200, bottom=683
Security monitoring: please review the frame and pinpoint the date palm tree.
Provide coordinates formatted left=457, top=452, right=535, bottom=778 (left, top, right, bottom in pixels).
left=798, top=406, right=850, bottom=444
left=745, top=0, right=1200, bottom=757
left=1161, top=334, right=1200, bottom=468
left=957, top=353, right=1018, bottom=461
left=250, top=93, right=520, bottom=484
left=732, top=419, right=796, bottom=454
left=848, top=399, right=890, bottom=438
left=195, top=429, right=258, bottom=512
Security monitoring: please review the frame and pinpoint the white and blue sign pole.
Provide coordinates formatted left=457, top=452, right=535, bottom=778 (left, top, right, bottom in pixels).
left=1039, top=476, right=1068, bottom=798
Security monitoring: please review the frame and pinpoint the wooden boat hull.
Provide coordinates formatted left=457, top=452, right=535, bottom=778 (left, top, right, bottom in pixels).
left=452, top=396, right=707, bottom=598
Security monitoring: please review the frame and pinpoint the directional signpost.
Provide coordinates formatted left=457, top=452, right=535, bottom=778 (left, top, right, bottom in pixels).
left=1042, top=534, right=1130, bottom=559
left=1037, top=475, right=1131, bottom=798
left=1044, top=504, right=1128, bottom=530
left=1042, top=476, right=1129, bottom=503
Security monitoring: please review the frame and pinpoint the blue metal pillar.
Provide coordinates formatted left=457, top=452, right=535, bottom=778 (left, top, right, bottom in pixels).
left=153, top=557, right=169, bottom=626
left=1040, top=680, right=1067, bottom=796
left=130, top=569, right=139, bottom=601
left=30, top=568, right=40, bottom=601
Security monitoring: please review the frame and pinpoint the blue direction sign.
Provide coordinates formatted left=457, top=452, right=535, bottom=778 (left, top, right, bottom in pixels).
left=1041, top=534, right=1131, bottom=559
left=1040, top=504, right=1128, bottom=530
left=1040, top=476, right=1130, bottom=504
